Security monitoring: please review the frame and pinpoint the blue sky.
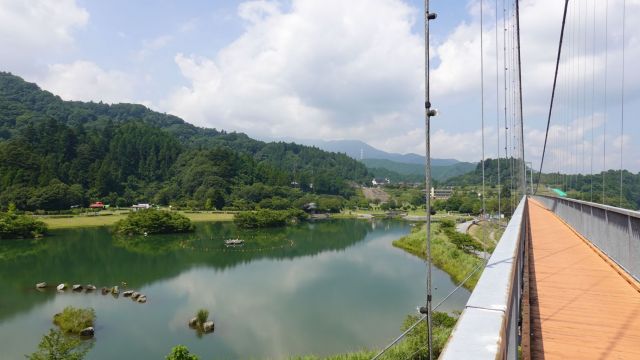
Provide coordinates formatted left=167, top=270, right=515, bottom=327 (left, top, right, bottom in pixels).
left=1, top=0, right=639, bottom=172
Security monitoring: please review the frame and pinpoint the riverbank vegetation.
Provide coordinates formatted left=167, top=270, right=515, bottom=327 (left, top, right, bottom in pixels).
left=53, top=307, right=95, bottom=335
left=234, top=209, right=308, bottom=228
left=393, top=223, right=483, bottom=290
left=0, top=210, right=47, bottom=239
left=27, top=329, right=90, bottom=360
left=114, top=209, right=194, bottom=235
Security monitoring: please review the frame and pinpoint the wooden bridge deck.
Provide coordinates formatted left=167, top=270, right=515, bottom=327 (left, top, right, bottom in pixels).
left=528, top=199, right=640, bottom=359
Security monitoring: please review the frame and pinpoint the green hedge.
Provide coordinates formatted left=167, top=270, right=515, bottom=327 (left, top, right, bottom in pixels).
left=234, top=209, right=308, bottom=228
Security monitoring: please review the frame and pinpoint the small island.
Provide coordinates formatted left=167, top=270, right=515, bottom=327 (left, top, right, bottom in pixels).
left=0, top=210, right=47, bottom=239
left=114, top=209, right=195, bottom=235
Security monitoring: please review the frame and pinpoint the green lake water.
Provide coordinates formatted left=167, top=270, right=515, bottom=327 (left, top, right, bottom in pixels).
left=0, top=219, right=470, bottom=359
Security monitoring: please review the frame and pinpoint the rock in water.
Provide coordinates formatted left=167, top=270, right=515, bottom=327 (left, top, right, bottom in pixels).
left=36, top=282, right=47, bottom=289
left=137, top=296, right=147, bottom=303
left=202, top=321, right=214, bottom=333
left=72, top=284, right=83, bottom=291
left=101, top=287, right=110, bottom=295
left=79, top=327, right=94, bottom=337
left=111, top=286, right=119, bottom=295
left=131, top=292, right=140, bottom=300
left=188, top=317, right=198, bottom=327
left=56, top=284, right=66, bottom=291
left=122, top=290, right=134, bottom=297
left=85, top=284, right=96, bottom=291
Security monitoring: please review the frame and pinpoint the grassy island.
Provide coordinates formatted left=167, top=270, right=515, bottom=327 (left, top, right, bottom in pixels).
left=114, top=209, right=194, bottom=235
left=234, top=209, right=308, bottom=228
left=0, top=211, right=47, bottom=239
left=53, top=306, right=95, bottom=335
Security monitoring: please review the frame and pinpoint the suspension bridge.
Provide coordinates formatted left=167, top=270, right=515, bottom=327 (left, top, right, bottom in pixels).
left=373, top=0, right=640, bottom=359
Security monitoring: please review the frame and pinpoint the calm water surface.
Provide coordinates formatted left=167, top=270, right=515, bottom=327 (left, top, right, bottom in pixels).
left=0, top=219, right=469, bottom=359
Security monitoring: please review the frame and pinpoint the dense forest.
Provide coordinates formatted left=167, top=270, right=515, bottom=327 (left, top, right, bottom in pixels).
left=444, top=158, right=640, bottom=210
left=0, top=72, right=369, bottom=211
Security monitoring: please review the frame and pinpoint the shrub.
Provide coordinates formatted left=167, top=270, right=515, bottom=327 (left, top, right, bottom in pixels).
left=53, top=307, right=95, bottom=334
left=234, top=209, right=308, bottom=228
left=0, top=212, right=47, bottom=239
left=166, top=345, right=199, bottom=360
left=114, top=209, right=194, bottom=235
left=27, top=329, right=90, bottom=360
left=196, top=309, right=209, bottom=326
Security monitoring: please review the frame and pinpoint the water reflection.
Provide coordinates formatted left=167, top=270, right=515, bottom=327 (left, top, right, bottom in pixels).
left=0, top=220, right=469, bottom=359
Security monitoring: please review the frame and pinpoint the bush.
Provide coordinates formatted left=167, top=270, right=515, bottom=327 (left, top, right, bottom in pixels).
left=114, top=209, right=194, bottom=235
left=234, top=209, right=308, bottom=228
left=0, top=212, right=47, bottom=239
left=27, top=329, right=90, bottom=360
left=166, top=345, right=199, bottom=360
left=53, top=307, right=95, bottom=335
left=196, top=309, right=209, bottom=326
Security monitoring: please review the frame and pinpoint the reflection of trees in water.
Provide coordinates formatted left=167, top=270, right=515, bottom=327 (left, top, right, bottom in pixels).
left=0, top=220, right=380, bottom=322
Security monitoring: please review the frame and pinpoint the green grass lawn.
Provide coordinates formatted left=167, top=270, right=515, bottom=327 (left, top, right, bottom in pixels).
left=38, top=211, right=234, bottom=229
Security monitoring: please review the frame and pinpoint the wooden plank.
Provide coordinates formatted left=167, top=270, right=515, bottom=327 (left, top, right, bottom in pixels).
left=528, top=199, right=640, bottom=359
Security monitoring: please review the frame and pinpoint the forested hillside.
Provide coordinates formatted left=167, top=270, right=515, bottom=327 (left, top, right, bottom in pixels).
left=0, top=72, right=369, bottom=211
left=444, top=158, right=640, bottom=210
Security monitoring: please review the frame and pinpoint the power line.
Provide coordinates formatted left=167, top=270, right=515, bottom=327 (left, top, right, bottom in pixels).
left=535, top=0, right=570, bottom=194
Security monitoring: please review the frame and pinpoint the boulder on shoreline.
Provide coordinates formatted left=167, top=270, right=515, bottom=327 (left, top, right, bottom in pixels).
left=137, top=295, right=147, bottom=303
left=123, top=290, right=134, bottom=297
left=72, top=284, right=83, bottom=291
left=101, top=287, right=110, bottom=295
left=85, top=284, right=97, bottom=291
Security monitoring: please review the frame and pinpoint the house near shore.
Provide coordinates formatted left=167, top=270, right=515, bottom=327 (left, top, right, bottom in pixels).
left=372, top=178, right=390, bottom=187
left=89, top=201, right=106, bottom=209
left=430, top=187, right=454, bottom=200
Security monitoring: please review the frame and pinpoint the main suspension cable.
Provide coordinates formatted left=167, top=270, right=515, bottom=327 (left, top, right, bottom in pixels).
left=534, top=0, right=570, bottom=195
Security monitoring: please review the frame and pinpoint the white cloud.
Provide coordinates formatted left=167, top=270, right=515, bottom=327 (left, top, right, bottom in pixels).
left=40, top=60, right=134, bottom=103
left=0, top=0, right=89, bottom=74
left=167, top=0, right=424, bottom=146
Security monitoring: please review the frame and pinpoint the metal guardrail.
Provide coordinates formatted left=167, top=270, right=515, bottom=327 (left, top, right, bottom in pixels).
left=440, top=196, right=528, bottom=360
left=533, top=195, right=640, bottom=282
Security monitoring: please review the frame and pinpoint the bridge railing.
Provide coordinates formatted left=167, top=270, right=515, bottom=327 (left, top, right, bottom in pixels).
left=439, top=196, right=528, bottom=360
left=533, top=195, right=640, bottom=282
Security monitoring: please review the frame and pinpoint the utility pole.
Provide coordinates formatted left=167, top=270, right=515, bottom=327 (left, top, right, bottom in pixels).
left=419, top=1, right=438, bottom=359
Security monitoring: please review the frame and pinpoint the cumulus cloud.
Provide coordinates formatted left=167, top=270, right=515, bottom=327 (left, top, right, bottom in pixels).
left=0, top=0, right=89, bottom=74
left=167, top=0, right=424, bottom=146
left=40, top=60, right=134, bottom=103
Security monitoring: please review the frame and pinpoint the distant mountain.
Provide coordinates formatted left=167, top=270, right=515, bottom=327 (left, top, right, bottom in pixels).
left=362, top=158, right=476, bottom=182
left=294, top=139, right=460, bottom=166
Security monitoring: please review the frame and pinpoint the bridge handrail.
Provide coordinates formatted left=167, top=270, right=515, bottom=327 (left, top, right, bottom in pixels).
left=439, top=196, right=528, bottom=360
left=533, top=195, right=640, bottom=282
